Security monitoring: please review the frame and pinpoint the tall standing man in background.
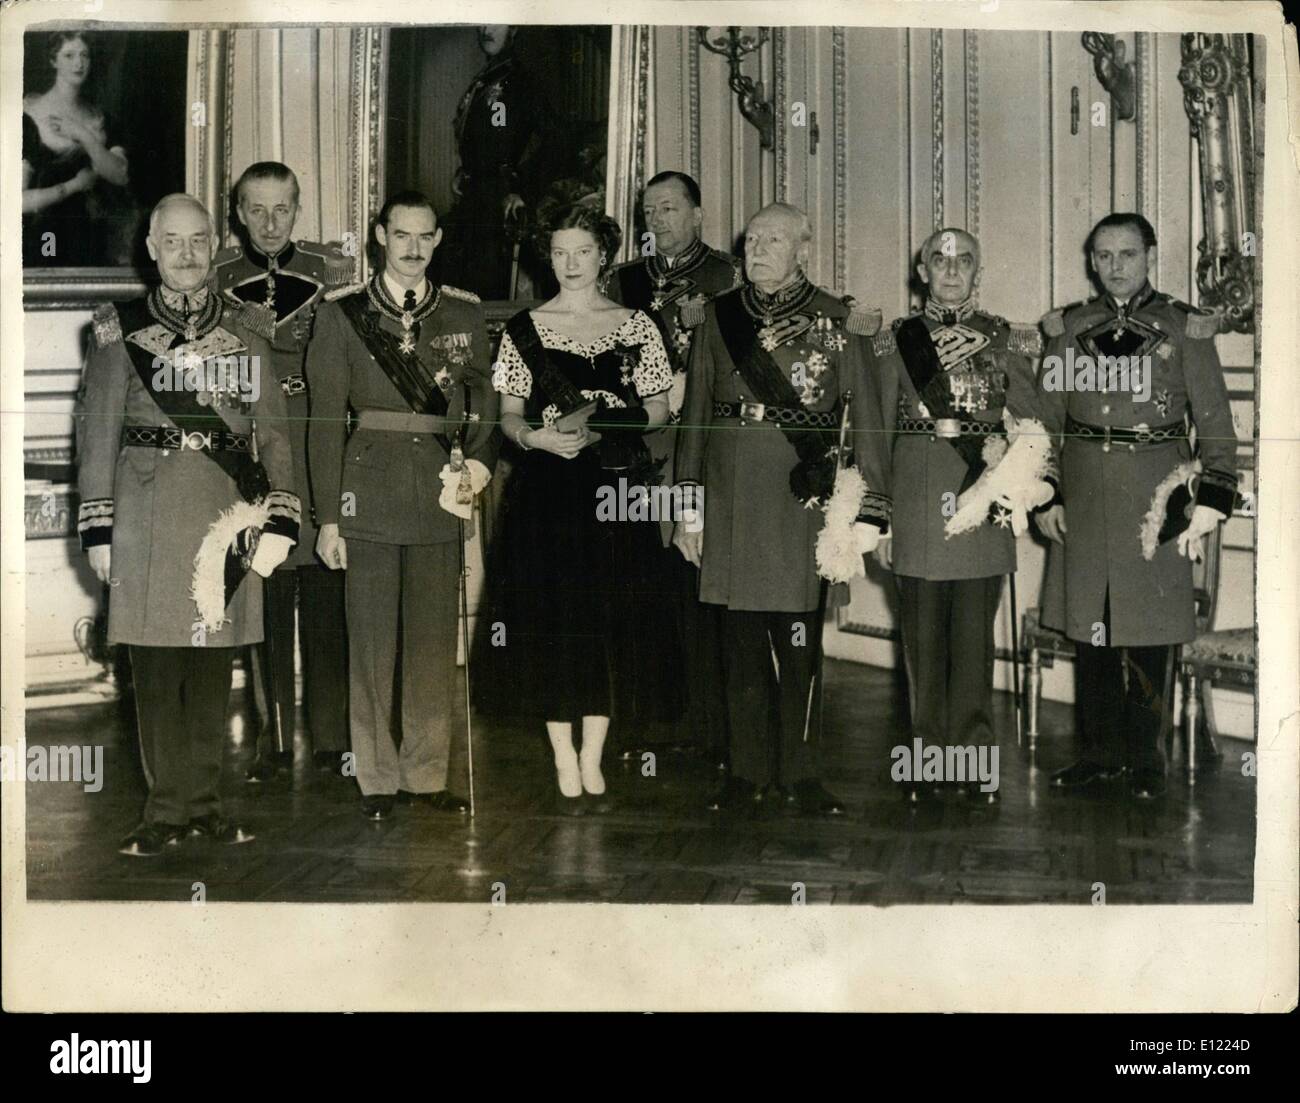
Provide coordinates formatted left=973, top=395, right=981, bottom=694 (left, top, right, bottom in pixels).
left=214, top=161, right=354, bottom=783
left=603, top=170, right=741, bottom=767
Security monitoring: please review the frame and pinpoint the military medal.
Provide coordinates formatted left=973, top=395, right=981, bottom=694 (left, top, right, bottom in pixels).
left=368, top=277, right=440, bottom=358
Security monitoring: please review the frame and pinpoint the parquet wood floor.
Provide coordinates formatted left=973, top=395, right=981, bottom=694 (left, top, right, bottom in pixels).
left=23, top=661, right=1255, bottom=904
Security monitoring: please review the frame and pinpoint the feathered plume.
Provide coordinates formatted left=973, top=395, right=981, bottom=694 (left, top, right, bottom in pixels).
left=190, top=499, right=270, bottom=632
left=944, top=411, right=1053, bottom=539
left=815, top=466, right=873, bottom=583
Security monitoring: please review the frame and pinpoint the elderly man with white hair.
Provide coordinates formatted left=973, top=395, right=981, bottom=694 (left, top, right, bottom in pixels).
left=673, top=202, right=880, bottom=817
left=75, top=192, right=299, bottom=856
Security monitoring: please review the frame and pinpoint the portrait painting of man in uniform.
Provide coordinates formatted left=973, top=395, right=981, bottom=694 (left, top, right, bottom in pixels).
left=385, top=24, right=611, bottom=299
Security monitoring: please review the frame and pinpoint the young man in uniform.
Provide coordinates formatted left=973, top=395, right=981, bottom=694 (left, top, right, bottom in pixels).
left=1034, top=213, right=1238, bottom=801
left=308, top=191, right=498, bottom=820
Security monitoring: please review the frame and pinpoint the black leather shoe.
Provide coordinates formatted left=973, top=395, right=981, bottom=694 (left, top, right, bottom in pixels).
left=245, top=751, right=293, bottom=783
left=361, top=794, right=395, bottom=820
left=118, top=822, right=185, bottom=857
left=188, top=814, right=256, bottom=845
left=555, top=788, right=586, bottom=816
left=583, top=790, right=614, bottom=814
left=707, top=776, right=758, bottom=814
left=1049, top=759, right=1124, bottom=789
left=429, top=790, right=470, bottom=814
left=1131, top=767, right=1167, bottom=801
left=794, top=779, right=846, bottom=816
left=900, top=781, right=939, bottom=806
left=314, top=751, right=349, bottom=776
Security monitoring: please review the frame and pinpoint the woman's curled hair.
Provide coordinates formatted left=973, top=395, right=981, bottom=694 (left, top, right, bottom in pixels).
left=532, top=201, right=622, bottom=273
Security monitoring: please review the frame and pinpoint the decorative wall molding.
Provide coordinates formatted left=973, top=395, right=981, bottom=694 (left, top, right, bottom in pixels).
left=25, top=487, right=77, bottom=540
left=964, top=30, right=980, bottom=242
left=22, top=269, right=148, bottom=310
left=689, top=32, right=701, bottom=182
left=356, top=27, right=388, bottom=281
left=1136, top=32, right=1154, bottom=217
left=1179, top=33, right=1255, bottom=331
left=187, top=30, right=231, bottom=229
left=832, top=27, right=847, bottom=292
left=774, top=28, right=787, bottom=203
left=606, top=26, right=655, bottom=260
left=931, top=30, right=944, bottom=229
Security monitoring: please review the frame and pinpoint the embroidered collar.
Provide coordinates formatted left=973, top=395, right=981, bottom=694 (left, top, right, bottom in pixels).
left=924, top=297, right=976, bottom=325
left=367, top=274, right=439, bottom=329
left=1103, top=281, right=1157, bottom=317
left=742, top=272, right=817, bottom=325
left=150, top=285, right=222, bottom=342
left=246, top=239, right=296, bottom=272
left=647, top=236, right=707, bottom=286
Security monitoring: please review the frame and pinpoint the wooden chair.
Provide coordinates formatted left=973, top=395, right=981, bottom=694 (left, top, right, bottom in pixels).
left=1020, top=507, right=1255, bottom=775
left=1174, top=507, right=1255, bottom=779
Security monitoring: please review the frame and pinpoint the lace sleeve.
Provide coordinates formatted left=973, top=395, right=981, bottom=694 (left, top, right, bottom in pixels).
left=631, top=311, right=673, bottom=398
left=491, top=331, right=532, bottom=398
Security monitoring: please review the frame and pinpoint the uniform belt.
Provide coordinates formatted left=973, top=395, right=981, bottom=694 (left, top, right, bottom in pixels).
left=896, top=415, right=1002, bottom=440
left=1066, top=416, right=1186, bottom=450
left=280, top=374, right=307, bottom=397
left=712, top=400, right=837, bottom=429
left=355, top=408, right=446, bottom=434
left=121, top=425, right=252, bottom=454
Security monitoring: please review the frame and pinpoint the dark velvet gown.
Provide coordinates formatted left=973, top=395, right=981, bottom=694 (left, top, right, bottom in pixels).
left=473, top=309, right=683, bottom=730
left=22, top=108, right=132, bottom=267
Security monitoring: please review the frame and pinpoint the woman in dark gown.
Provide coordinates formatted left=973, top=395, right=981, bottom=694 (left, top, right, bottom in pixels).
left=22, top=32, right=131, bottom=266
left=475, top=204, right=682, bottom=813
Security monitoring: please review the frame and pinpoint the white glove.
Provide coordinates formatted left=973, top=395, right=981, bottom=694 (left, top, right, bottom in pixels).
left=438, top=459, right=491, bottom=520
left=1177, top=504, right=1226, bottom=562
left=1025, top=479, right=1055, bottom=511
left=250, top=532, right=294, bottom=577
left=852, top=521, right=881, bottom=556
left=88, top=544, right=112, bottom=584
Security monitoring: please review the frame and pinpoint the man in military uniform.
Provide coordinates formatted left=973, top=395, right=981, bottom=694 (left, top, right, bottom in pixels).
left=213, top=161, right=355, bottom=783
left=673, top=202, right=879, bottom=816
left=75, top=194, right=300, bottom=856
left=308, top=191, right=498, bottom=820
left=860, top=228, right=1054, bottom=805
left=441, top=24, right=550, bottom=299
left=603, top=170, right=741, bottom=765
left=1034, top=213, right=1238, bottom=800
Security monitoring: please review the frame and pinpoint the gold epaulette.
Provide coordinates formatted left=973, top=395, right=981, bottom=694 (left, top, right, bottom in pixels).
left=1176, top=302, right=1221, bottom=340
left=1041, top=298, right=1094, bottom=338
left=212, top=244, right=243, bottom=268
left=679, top=298, right=708, bottom=329
left=728, top=256, right=743, bottom=289
left=234, top=301, right=277, bottom=342
left=324, top=282, right=365, bottom=302
left=1007, top=322, right=1044, bottom=357
left=1041, top=307, right=1066, bottom=338
left=91, top=303, right=122, bottom=348
left=297, top=240, right=356, bottom=286
left=441, top=284, right=481, bottom=304
left=836, top=294, right=883, bottom=337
